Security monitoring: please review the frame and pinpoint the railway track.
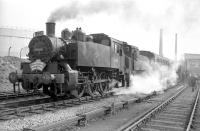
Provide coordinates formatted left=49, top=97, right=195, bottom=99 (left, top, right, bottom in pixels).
left=0, top=95, right=50, bottom=108
left=0, top=83, right=183, bottom=130
left=118, top=86, right=199, bottom=131
left=29, top=84, right=182, bottom=131
left=186, top=85, right=200, bottom=131
left=0, top=91, right=43, bottom=100
left=0, top=92, right=114, bottom=121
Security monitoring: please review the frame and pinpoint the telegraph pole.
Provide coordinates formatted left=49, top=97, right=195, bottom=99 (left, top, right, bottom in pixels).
left=20, top=48, right=23, bottom=59
left=20, top=47, right=27, bottom=59
left=8, top=46, right=11, bottom=56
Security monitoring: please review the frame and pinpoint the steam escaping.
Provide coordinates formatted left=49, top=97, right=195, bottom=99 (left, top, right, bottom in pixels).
left=47, top=0, right=136, bottom=22
left=114, top=61, right=179, bottom=95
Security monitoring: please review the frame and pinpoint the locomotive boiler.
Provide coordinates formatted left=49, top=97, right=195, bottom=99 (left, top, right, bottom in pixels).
left=9, top=22, right=138, bottom=98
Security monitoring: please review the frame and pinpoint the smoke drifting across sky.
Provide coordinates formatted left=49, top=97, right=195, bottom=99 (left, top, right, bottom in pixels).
left=47, top=0, right=137, bottom=22
left=48, top=0, right=200, bottom=32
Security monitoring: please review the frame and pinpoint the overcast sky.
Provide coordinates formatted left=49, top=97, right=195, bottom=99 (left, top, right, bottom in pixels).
left=1, top=0, right=200, bottom=60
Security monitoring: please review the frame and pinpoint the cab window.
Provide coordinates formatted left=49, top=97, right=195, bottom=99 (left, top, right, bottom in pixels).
left=114, top=42, right=122, bottom=56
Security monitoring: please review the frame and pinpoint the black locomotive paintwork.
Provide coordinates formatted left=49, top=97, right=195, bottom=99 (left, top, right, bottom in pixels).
left=9, top=23, right=171, bottom=98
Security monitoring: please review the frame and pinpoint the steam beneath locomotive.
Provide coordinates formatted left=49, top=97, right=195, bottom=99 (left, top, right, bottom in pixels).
left=114, top=61, right=179, bottom=95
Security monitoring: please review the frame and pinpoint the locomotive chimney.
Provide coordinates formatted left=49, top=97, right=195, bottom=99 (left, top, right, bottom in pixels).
left=46, top=22, right=55, bottom=37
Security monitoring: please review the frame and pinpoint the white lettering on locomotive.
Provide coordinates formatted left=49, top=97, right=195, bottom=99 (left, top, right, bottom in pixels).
left=30, top=59, right=46, bottom=71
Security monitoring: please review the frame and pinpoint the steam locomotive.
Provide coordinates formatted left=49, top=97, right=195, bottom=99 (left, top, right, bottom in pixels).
left=9, top=22, right=139, bottom=98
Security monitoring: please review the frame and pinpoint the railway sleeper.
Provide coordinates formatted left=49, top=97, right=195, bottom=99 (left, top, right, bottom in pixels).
left=122, top=101, right=129, bottom=109
left=104, top=103, right=115, bottom=116
left=42, top=107, right=55, bottom=111
left=140, top=128, right=160, bottom=131
left=62, top=103, right=75, bottom=107
left=167, top=106, right=191, bottom=111
left=172, top=99, right=193, bottom=103
left=77, top=114, right=87, bottom=127
left=193, top=123, right=200, bottom=129
left=169, top=103, right=193, bottom=108
left=163, top=108, right=189, bottom=112
left=157, top=113, right=187, bottom=119
left=149, top=119, right=184, bottom=127
left=142, top=123, right=184, bottom=131
left=69, top=101, right=82, bottom=105
left=15, top=107, right=31, bottom=114
left=28, top=109, right=44, bottom=114
left=155, top=115, right=186, bottom=122
left=0, top=115, right=19, bottom=120
left=161, top=110, right=189, bottom=115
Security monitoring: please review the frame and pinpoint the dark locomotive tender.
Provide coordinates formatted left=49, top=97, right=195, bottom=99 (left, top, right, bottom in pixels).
left=9, top=22, right=139, bottom=98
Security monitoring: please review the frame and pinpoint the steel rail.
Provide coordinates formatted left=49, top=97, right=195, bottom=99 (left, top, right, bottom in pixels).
left=186, top=87, right=200, bottom=131
left=0, top=95, right=50, bottom=108
left=0, top=91, right=43, bottom=100
left=117, top=85, right=186, bottom=131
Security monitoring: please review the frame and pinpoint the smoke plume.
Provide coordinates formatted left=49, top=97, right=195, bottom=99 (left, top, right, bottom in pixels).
left=47, top=0, right=200, bottom=32
left=114, top=60, right=179, bottom=95
left=47, top=0, right=136, bottom=22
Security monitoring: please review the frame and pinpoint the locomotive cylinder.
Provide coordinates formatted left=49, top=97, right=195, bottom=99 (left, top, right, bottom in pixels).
left=46, top=22, right=55, bottom=37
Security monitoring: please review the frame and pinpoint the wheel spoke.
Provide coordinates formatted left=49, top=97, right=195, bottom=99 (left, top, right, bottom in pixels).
left=85, top=82, right=95, bottom=97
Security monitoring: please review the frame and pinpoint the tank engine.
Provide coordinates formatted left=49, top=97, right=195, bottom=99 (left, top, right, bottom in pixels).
left=9, top=22, right=138, bottom=98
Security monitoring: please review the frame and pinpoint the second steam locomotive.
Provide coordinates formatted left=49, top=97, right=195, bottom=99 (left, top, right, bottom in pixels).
left=9, top=22, right=139, bottom=98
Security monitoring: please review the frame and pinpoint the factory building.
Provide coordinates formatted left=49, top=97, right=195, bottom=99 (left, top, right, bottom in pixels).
left=184, top=53, right=200, bottom=76
left=0, top=27, right=34, bottom=58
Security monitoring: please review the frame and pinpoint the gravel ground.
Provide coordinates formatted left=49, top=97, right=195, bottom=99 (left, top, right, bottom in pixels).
left=0, top=56, right=26, bottom=92
left=0, top=94, right=145, bottom=131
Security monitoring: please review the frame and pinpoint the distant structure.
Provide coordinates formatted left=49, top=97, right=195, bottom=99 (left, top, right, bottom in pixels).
left=159, top=29, right=163, bottom=57
left=0, top=27, right=34, bottom=57
left=175, top=33, right=177, bottom=61
left=184, top=53, right=200, bottom=76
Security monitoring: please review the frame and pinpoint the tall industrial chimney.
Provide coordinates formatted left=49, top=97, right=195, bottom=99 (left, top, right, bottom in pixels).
left=159, top=29, right=163, bottom=57
left=46, top=22, right=55, bottom=37
left=175, top=33, right=177, bottom=61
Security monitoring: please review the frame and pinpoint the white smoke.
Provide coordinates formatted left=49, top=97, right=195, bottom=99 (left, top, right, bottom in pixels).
left=47, top=0, right=136, bottom=22
left=114, top=60, right=179, bottom=95
left=47, top=0, right=200, bottom=31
